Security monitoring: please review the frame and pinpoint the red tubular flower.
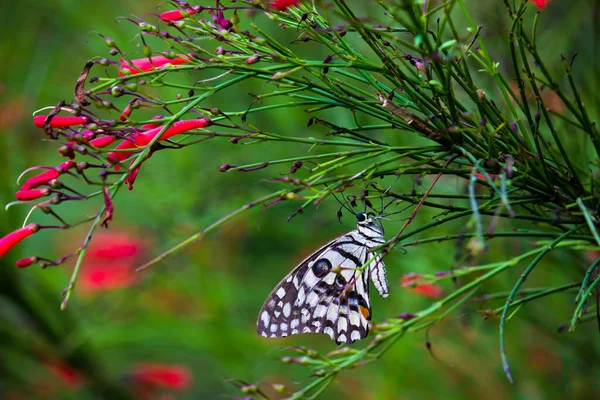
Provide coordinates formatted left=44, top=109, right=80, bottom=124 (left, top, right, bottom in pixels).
left=271, top=0, right=301, bottom=10
left=400, top=273, right=443, bottom=299
left=0, top=223, right=40, bottom=258
left=15, top=188, right=51, bottom=201
left=140, top=115, right=165, bottom=130
left=533, top=0, right=549, bottom=8
left=119, top=54, right=192, bottom=76
left=21, top=161, right=76, bottom=190
left=89, top=136, right=116, bottom=148
left=131, top=363, right=193, bottom=390
left=21, top=170, right=59, bottom=190
left=135, top=118, right=212, bottom=146
left=33, top=115, right=88, bottom=128
left=106, top=139, right=139, bottom=166
left=160, top=8, right=195, bottom=21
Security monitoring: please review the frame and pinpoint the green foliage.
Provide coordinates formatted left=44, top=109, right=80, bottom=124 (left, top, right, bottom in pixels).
left=1, top=0, right=599, bottom=398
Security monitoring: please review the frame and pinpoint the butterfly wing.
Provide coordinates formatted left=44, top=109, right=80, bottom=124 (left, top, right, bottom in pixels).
left=257, top=231, right=378, bottom=344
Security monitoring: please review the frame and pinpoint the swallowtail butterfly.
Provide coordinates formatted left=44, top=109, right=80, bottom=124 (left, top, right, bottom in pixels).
left=257, top=212, right=389, bottom=344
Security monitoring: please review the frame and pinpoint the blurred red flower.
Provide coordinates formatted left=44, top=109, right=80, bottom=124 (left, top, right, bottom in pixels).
left=271, top=0, right=301, bottom=10
left=44, top=359, right=84, bottom=389
left=80, top=261, right=138, bottom=292
left=131, top=363, right=193, bottom=390
left=532, top=0, right=550, bottom=9
left=400, top=273, right=443, bottom=299
left=78, top=231, right=145, bottom=292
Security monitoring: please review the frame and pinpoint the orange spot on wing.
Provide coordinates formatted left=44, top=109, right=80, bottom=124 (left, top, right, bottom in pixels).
left=359, top=305, right=370, bottom=320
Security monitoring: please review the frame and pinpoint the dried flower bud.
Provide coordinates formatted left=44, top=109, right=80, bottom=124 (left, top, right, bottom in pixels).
left=476, top=89, right=486, bottom=101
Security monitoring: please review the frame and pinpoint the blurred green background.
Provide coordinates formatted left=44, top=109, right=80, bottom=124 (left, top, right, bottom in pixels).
left=0, top=0, right=599, bottom=399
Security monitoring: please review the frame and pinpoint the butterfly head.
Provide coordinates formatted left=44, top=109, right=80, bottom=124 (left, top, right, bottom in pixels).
left=356, top=212, right=384, bottom=237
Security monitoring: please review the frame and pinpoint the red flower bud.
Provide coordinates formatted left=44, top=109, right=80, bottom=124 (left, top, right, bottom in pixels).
left=271, top=0, right=301, bottom=10
left=119, top=105, right=133, bottom=121
left=400, top=273, right=443, bottom=299
left=58, top=160, right=77, bottom=172
left=160, top=8, right=195, bottom=22
left=15, top=188, right=51, bottom=201
left=16, top=256, right=38, bottom=268
left=119, top=54, right=192, bottom=76
left=0, top=224, right=40, bottom=258
left=134, top=118, right=212, bottom=146
left=245, top=55, right=261, bottom=65
left=33, top=115, right=88, bottom=128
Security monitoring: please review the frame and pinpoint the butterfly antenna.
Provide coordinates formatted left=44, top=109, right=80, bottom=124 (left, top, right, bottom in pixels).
left=330, top=189, right=354, bottom=222
left=380, top=175, right=401, bottom=213
left=381, top=202, right=413, bottom=218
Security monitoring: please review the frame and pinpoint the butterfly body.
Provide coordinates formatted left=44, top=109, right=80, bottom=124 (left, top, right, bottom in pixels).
left=257, top=213, right=389, bottom=344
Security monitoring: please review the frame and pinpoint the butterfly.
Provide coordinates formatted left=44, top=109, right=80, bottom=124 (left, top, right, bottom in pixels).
left=257, top=212, right=389, bottom=344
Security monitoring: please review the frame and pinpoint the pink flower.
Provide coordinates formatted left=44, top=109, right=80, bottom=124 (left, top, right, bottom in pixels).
left=119, top=54, right=192, bottom=76
left=160, top=8, right=196, bottom=22
left=0, top=224, right=40, bottom=258
left=15, top=188, right=51, bottom=201
left=400, top=273, right=443, bottom=299
left=532, top=0, right=549, bottom=9
left=271, top=0, right=301, bottom=10
left=131, top=363, right=193, bottom=390
left=33, top=115, right=88, bottom=128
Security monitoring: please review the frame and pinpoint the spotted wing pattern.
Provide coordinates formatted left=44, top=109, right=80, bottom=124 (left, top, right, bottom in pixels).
left=257, top=228, right=388, bottom=344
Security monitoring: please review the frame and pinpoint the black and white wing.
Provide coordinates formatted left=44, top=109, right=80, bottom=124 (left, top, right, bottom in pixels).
left=257, top=231, right=388, bottom=344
